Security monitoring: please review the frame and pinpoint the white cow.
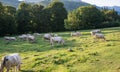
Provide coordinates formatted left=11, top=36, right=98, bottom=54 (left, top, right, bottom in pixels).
left=18, top=34, right=36, bottom=42
left=91, top=29, right=101, bottom=35
left=4, top=36, right=16, bottom=41
left=27, top=35, right=36, bottom=43
left=18, top=34, right=28, bottom=41
left=94, top=33, right=106, bottom=41
left=0, top=53, right=22, bottom=72
left=50, top=36, right=65, bottom=46
left=43, top=33, right=53, bottom=40
left=71, top=31, right=81, bottom=36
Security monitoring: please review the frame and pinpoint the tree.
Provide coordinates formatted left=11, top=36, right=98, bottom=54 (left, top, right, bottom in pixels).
left=101, top=8, right=120, bottom=27
left=47, top=1, right=67, bottom=32
left=64, top=11, right=80, bottom=30
left=31, top=4, right=45, bottom=33
left=0, top=2, right=4, bottom=15
left=77, top=6, right=104, bottom=29
left=0, top=3, right=16, bottom=36
left=65, top=5, right=104, bottom=30
left=0, top=2, right=4, bottom=36
left=4, top=6, right=16, bottom=16
left=16, top=2, right=33, bottom=34
left=1, top=14, right=16, bottom=35
left=102, top=8, right=119, bottom=21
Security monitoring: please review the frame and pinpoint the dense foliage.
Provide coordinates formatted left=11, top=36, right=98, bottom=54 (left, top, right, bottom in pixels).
left=65, top=6, right=120, bottom=30
left=0, top=2, right=16, bottom=36
left=0, top=1, right=67, bottom=36
left=0, top=2, right=120, bottom=36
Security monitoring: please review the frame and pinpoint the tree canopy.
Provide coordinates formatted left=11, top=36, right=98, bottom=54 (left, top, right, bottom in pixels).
left=65, top=5, right=120, bottom=30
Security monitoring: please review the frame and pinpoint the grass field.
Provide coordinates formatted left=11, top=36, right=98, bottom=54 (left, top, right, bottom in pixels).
left=0, top=27, right=120, bottom=72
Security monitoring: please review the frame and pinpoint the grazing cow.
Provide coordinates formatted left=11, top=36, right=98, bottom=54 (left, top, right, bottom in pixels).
left=50, top=36, right=65, bottom=46
left=18, top=34, right=36, bottom=42
left=71, top=31, right=81, bottom=36
left=4, top=36, right=16, bottom=41
left=94, top=33, right=106, bottom=41
left=90, top=29, right=101, bottom=36
left=27, top=35, right=36, bottom=43
left=43, top=33, right=53, bottom=40
left=18, top=34, right=28, bottom=41
left=0, top=53, right=22, bottom=72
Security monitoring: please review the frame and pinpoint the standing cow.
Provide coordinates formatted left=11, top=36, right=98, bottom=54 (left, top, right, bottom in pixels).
left=0, top=53, right=22, bottom=72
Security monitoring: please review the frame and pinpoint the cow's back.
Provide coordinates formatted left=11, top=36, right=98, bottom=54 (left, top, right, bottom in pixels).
left=6, top=53, right=21, bottom=66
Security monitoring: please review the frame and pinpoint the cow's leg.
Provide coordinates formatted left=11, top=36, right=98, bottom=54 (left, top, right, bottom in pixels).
left=103, top=37, right=106, bottom=42
left=17, top=64, right=21, bottom=71
left=50, top=39, right=54, bottom=46
left=6, top=68, right=10, bottom=72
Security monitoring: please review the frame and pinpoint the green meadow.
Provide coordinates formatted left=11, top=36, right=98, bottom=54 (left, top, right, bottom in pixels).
left=0, top=27, right=120, bottom=72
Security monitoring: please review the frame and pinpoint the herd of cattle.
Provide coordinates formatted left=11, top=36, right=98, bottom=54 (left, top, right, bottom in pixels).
left=3, top=29, right=106, bottom=46
left=0, top=29, right=106, bottom=72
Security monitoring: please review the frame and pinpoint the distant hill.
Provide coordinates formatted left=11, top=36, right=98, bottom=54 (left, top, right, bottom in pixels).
left=100, top=6, right=120, bottom=14
left=107, top=6, right=120, bottom=14
left=38, top=0, right=90, bottom=11
left=63, top=0, right=89, bottom=11
left=0, top=0, right=120, bottom=14
left=0, top=0, right=20, bottom=8
left=0, top=0, right=89, bottom=11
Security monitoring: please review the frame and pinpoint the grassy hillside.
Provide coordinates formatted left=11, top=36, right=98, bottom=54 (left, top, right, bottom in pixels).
left=0, top=27, right=120, bottom=72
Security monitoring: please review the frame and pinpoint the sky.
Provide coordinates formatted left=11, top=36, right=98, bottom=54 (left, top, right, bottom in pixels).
left=18, top=0, right=44, bottom=2
left=18, top=0, right=23, bottom=1
left=81, top=0, right=120, bottom=6
left=18, top=0, right=120, bottom=6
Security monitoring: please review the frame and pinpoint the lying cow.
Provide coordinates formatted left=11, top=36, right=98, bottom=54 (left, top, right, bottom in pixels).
left=0, top=53, right=22, bottom=72
left=4, top=36, right=16, bottom=41
left=71, top=31, right=81, bottom=36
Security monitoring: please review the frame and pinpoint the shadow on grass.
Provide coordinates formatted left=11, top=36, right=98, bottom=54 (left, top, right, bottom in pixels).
left=20, top=70, right=34, bottom=72
left=106, top=39, right=120, bottom=42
